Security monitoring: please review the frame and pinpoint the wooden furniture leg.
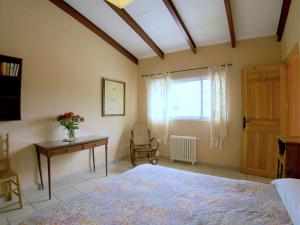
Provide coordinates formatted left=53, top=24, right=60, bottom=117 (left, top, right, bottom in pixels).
left=277, top=159, right=280, bottom=179
left=47, top=156, right=51, bottom=199
left=92, top=148, right=96, bottom=172
left=36, top=148, right=44, bottom=189
left=105, top=145, right=108, bottom=176
left=16, top=175, right=23, bottom=208
left=8, top=181, right=12, bottom=200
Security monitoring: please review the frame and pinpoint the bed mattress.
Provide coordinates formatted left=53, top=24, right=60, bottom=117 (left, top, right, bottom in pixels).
left=20, top=164, right=292, bottom=225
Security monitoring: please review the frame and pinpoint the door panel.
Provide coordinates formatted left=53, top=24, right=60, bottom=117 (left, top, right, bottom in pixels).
left=241, top=65, right=286, bottom=178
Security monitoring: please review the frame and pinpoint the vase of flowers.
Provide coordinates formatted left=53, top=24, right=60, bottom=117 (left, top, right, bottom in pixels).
left=57, top=112, right=85, bottom=142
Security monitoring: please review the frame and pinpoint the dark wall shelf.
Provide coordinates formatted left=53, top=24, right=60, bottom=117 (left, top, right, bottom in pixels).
left=0, top=54, right=22, bottom=121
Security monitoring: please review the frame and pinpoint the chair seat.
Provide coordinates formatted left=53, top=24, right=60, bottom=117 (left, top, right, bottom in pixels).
left=0, top=169, right=17, bottom=181
left=134, top=147, right=154, bottom=152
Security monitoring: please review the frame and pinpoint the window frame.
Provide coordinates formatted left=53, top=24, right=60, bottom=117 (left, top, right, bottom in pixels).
left=169, top=75, right=211, bottom=121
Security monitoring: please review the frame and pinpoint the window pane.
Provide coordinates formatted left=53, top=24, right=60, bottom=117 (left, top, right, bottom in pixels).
left=170, top=80, right=201, bottom=117
left=202, top=79, right=211, bottom=118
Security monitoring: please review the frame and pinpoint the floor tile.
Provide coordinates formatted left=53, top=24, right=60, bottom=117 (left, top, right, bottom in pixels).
left=4, top=204, right=35, bottom=224
left=114, top=160, right=132, bottom=168
left=52, top=186, right=80, bottom=201
left=51, top=175, right=86, bottom=191
left=0, top=194, right=28, bottom=214
left=89, top=177, right=108, bottom=185
left=0, top=214, right=8, bottom=225
left=110, top=163, right=132, bottom=173
left=211, top=168, right=230, bottom=178
left=196, top=165, right=215, bottom=175
left=23, top=189, right=49, bottom=204
left=247, top=175, right=273, bottom=183
left=229, top=170, right=248, bottom=180
left=82, top=171, right=106, bottom=181
left=72, top=180, right=97, bottom=192
left=30, top=195, right=59, bottom=212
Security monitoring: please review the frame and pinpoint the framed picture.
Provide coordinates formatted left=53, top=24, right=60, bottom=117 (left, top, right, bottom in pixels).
left=102, top=78, right=125, bottom=116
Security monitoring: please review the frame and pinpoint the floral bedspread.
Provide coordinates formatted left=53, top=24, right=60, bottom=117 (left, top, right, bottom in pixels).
left=20, top=164, right=292, bottom=225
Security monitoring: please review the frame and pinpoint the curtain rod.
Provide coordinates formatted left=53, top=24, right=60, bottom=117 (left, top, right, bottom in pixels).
left=141, top=63, right=232, bottom=77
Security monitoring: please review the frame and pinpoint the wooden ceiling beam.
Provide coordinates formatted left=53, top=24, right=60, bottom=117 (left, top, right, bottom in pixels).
left=277, top=0, right=291, bottom=42
left=104, top=0, right=164, bottom=59
left=162, top=0, right=197, bottom=53
left=224, top=0, right=236, bottom=48
left=49, top=0, right=138, bottom=64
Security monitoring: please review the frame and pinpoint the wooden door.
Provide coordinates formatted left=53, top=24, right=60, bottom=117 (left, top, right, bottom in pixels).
left=241, top=65, right=287, bottom=178
left=286, top=44, right=300, bottom=135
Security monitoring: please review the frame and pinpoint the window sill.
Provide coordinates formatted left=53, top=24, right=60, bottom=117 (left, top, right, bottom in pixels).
left=169, top=117, right=210, bottom=122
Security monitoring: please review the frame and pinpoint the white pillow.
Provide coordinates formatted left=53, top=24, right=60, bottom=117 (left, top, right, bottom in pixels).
left=272, top=178, right=300, bottom=225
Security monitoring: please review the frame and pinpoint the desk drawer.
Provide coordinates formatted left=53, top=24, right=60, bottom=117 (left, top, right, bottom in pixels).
left=83, top=140, right=107, bottom=149
left=52, top=145, right=83, bottom=156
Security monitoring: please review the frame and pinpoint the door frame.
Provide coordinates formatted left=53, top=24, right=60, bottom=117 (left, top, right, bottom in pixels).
left=285, top=43, right=300, bottom=135
left=285, top=43, right=299, bottom=64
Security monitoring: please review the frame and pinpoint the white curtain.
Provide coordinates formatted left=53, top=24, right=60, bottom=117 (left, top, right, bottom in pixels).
left=209, top=65, right=228, bottom=150
left=146, top=73, right=171, bottom=144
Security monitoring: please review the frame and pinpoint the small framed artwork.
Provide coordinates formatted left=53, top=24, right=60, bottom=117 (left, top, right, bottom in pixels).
left=102, top=78, right=125, bottom=117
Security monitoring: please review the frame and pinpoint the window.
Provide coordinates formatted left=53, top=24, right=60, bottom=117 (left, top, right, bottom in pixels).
left=169, top=78, right=211, bottom=120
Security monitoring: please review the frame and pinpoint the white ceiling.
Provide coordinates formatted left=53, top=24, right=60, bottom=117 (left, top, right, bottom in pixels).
left=64, top=0, right=283, bottom=59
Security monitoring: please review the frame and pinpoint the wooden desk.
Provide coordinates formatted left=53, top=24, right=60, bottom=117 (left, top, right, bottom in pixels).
left=277, top=136, right=300, bottom=179
left=35, top=135, right=109, bottom=199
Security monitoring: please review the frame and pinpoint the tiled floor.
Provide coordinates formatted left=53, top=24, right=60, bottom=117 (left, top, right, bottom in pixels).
left=0, top=158, right=272, bottom=225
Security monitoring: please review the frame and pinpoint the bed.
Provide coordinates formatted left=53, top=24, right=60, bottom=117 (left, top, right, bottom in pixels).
left=20, top=164, right=296, bottom=225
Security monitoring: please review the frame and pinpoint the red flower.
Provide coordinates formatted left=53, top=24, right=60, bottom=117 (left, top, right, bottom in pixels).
left=56, top=112, right=85, bottom=122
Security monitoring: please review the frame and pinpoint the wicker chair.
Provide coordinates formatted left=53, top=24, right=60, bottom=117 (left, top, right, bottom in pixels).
left=130, top=123, right=160, bottom=166
left=0, top=134, right=23, bottom=210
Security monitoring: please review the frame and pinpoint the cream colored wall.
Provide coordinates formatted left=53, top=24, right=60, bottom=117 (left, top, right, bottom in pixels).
left=138, top=37, right=282, bottom=168
left=0, top=0, right=138, bottom=188
left=281, top=0, right=300, bottom=58
left=281, top=0, right=300, bottom=135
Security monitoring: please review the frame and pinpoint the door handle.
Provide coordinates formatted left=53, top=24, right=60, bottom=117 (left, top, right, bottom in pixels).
left=243, top=116, right=247, bottom=129
left=243, top=116, right=252, bottom=129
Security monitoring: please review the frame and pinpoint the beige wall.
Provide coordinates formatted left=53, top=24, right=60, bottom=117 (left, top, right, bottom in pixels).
left=281, top=0, right=300, bottom=135
left=138, top=37, right=282, bottom=168
left=0, top=0, right=138, bottom=188
left=281, top=0, right=300, bottom=58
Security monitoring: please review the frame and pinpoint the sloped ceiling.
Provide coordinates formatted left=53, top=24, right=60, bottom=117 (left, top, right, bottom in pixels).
left=64, top=0, right=283, bottom=59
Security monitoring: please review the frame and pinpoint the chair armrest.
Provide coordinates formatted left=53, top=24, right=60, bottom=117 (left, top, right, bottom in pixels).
left=130, top=138, right=134, bottom=150
left=150, top=137, right=160, bottom=150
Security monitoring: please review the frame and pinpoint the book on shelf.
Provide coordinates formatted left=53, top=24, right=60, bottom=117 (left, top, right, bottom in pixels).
left=1, top=62, right=6, bottom=75
left=10, top=63, right=13, bottom=76
left=0, top=62, right=20, bottom=77
left=6, top=63, right=9, bottom=75
left=15, top=64, right=20, bottom=76
left=13, top=64, right=17, bottom=76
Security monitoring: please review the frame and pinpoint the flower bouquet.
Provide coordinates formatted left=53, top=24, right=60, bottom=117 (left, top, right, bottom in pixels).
left=57, top=112, right=85, bottom=142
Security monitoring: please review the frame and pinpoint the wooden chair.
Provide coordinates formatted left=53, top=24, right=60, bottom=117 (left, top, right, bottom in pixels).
left=130, top=123, right=160, bottom=166
left=0, top=134, right=23, bottom=209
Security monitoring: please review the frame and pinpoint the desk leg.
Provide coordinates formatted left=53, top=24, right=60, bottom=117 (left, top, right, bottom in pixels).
left=277, top=159, right=280, bottom=178
left=47, top=156, right=51, bottom=200
left=105, top=145, right=108, bottom=176
left=92, top=148, right=96, bottom=172
left=36, top=148, right=44, bottom=190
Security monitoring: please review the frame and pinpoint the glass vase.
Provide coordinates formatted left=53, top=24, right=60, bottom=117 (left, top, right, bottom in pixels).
left=64, top=128, right=76, bottom=142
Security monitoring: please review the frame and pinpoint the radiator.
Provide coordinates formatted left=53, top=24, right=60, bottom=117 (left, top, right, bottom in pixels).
left=170, top=135, right=197, bottom=165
